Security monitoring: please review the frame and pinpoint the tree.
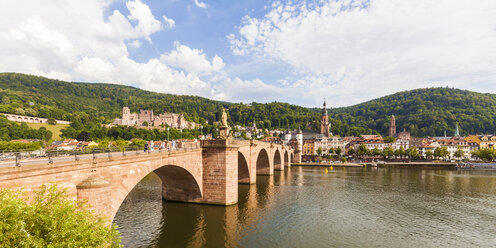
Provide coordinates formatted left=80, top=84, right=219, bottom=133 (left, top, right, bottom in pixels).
left=382, top=146, right=394, bottom=159
left=425, top=150, right=434, bottom=160
left=47, top=118, right=57, bottom=125
left=406, top=147, right=420, bottom=159
left=0, top=184, right=121, bottom=247
left=328, top=147, right=334, bottom=154
left=317, top=147, right=323, bottom=155
left=1, top=96, right=10, bottom=105
left=476, top=148, right=495, bottom=161
left=372, top=147, right=381, bottom=157
left=434, top=147, right=449, bottom=160
left=395, top=146, right=406, bottom=158
left=357, top=144, right=369, bottom=157
left=241, top=131, right=248, bottom=140
left=77, top=131, right=90, bottom=141
left=97, top=140, right=109, bottom=148
left=130, top=139, right=146, bottom=148
left=336, top=147, right=342, bottom=156
left=470, top=149, right=479, bottom=160
left=383, top=136, right=395, bottom=143
left=115, top=140, right=128, bottom=148
left=347, top=147, right=355, bottom=156
left=454, top=146, right=464, bottom=160
left=43, top=130, right=53, bottom=141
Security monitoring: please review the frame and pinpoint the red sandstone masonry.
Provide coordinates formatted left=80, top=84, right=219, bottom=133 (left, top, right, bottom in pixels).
left=201, top=140, right=238, bottom=205
left=0, top=141, right=296, bottom=220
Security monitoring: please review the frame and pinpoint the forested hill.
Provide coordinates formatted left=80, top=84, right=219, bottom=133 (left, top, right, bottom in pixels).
left=0, top=73, right=319, bottom=130
left=3, top=73, right=493, bottom=138
left=326, top=87, right=496, bottom=137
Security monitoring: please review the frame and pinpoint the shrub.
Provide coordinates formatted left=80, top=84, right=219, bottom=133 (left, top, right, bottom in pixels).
left=0, top=184, right=121, bottom=247
left=47, top=118, right=57, bottom=125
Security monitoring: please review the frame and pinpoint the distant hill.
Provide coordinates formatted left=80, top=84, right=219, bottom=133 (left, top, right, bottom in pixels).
left=0, top=73, right=319, bottom=131
left=2, top=73, right=494, bottom=138
left=325, top=87, right=496, bottom=137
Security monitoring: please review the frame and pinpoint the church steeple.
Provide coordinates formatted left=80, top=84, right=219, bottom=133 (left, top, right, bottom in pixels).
left=454, top=122, right=460, bottom=137
left=322, top=99, right=328, bottom=116
left=320, top=99, right=330, bottom=137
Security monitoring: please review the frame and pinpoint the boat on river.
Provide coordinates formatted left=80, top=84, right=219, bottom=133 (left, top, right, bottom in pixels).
left=456, top=162, right=496, bottom=170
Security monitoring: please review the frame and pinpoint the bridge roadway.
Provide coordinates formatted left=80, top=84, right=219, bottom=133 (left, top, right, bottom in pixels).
left=0, top=149, right=167, bottom=168
left=0, top=139, right=299, bottom=220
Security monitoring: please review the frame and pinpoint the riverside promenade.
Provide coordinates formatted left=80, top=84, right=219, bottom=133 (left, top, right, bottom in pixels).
left=293, top=161, right=457, bottom=168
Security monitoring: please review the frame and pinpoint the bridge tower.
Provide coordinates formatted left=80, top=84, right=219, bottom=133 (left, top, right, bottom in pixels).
left=293, top=126, right=303, bottom=163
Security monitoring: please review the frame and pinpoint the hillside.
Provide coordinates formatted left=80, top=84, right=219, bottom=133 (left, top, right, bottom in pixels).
left=0, top=73, right=319, bottom=131
left=326, top=87, right=496, bottom=137
left=3, top=73, right=494, bottom=138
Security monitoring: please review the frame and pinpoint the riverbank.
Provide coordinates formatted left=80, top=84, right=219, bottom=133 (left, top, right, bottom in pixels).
left=375, top=161, right=456, bottom=168
left=292, top=161, right=457, bottom=168
left=292, top=162, right=364, bottom=167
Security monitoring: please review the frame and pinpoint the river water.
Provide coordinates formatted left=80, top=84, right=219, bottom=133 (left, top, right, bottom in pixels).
left=113, top=166, right=496, bottom=248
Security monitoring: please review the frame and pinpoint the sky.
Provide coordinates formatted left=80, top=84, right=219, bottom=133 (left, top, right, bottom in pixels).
left=0, top=0, right=495, bottom=108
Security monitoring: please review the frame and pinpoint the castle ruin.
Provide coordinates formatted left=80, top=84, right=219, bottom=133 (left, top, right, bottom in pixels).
left=113, top=107, right=197, bottom=129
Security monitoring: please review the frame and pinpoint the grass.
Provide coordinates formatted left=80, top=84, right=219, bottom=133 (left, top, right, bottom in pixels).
left=26, top=123, right=69, bottom=140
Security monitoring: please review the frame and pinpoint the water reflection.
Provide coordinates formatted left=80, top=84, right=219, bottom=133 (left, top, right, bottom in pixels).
left=114, top=167, right=496, bottom=248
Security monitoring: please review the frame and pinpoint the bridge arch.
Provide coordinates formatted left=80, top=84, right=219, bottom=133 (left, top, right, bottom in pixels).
left=238, top=151, right=250, bottom=184
left=274, top=149, right=283, bottom=171
left=284, top=151, right=290, bottom=167
left=109, top=161, right=203, bottom=220
left=256, top=148, right=271, bottom=175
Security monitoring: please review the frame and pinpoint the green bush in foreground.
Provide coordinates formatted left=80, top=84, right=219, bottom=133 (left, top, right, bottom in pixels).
left=0, top=185, right=121, bottom=247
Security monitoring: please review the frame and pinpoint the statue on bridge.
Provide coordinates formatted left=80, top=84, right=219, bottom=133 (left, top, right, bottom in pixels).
left=221, top=108, right=228, bottom=127
left=218, top=108, right=231, bottom=139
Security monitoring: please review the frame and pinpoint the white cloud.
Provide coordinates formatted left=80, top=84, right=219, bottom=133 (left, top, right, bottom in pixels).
left=162, top=15, right=175, bottom=29
left=128, top=39, right=142, bottom=48
left=126, top=0, right=163, bottom=42
left=230, top=0, right=496, bottom=107
left=0, top=0, right=218, bottom=98
left=213, top=77, right=286, bottom=103
left=160, top=42, right=224, bottom=76
left=193, top=0, right=207, bottom=9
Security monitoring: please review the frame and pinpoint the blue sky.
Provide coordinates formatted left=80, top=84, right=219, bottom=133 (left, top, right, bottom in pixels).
left=1, top=0, right=496, bottom=107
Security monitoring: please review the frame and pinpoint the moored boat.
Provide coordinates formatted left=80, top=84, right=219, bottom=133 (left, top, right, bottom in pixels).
left=456, top=162, right=496, bottom=170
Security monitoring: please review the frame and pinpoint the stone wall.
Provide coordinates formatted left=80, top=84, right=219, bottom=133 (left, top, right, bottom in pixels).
left=1, top=113, right=71, bottom=124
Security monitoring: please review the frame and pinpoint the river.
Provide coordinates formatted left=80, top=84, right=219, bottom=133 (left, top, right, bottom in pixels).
left=113, top=166, right=496, bottom=248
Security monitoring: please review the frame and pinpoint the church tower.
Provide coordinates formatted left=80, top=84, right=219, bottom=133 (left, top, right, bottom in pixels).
left=320, top=100, right=330, bottom=137
left=389, top=115, right=396, bottom=137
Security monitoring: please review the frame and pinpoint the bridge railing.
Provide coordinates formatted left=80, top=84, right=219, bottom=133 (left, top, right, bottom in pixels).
left=0, top=144, right=201, bottom=168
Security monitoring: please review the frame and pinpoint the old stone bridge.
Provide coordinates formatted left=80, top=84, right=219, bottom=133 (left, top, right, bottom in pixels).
left=0, top=139, right=299, bottom=220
